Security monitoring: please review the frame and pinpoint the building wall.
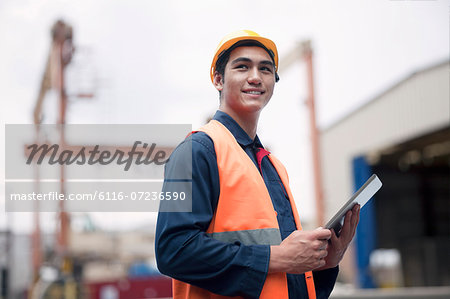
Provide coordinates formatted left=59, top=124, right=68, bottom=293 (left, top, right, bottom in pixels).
left=319, top=61, right=449, bottom=285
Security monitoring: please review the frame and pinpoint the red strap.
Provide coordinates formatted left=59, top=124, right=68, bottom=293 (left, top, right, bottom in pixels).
left=256, top=148, right=271, bottom=173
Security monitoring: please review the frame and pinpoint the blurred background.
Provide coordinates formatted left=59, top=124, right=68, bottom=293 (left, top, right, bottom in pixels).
left=0, top=0, right=449, bottom=298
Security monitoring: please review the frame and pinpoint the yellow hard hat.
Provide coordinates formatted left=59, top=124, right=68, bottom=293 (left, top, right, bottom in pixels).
left=210, top=30, right=279, bottom=83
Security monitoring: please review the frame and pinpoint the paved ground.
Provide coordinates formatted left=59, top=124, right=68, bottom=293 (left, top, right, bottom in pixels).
left=330, top=286, right=450, bottom=299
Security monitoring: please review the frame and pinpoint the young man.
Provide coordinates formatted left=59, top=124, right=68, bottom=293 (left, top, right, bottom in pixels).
left=155, top=30, right=360, bottom=299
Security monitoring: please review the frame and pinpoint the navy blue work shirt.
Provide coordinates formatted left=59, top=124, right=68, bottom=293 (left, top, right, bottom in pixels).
left=155, top=111, right=338, bottom=299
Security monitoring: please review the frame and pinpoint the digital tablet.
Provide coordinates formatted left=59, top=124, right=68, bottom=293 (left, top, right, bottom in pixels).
left=324, top=174, right=382, bottom=235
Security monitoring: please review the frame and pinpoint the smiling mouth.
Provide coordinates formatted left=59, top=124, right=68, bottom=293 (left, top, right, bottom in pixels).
left=243, top=91, right=264, bottom=95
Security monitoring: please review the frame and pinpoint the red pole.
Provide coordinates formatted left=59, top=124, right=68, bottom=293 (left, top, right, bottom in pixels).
left=51, top=20, right=72, bottom=255
left=32, top=157, right=42, bottom=280
left=57, top=34, right=69, bottom=254
left=302, top=41, right=325, bottom=227
left=29, top=20, right=73, bottom=294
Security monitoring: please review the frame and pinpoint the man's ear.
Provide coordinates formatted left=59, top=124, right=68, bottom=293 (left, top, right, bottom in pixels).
left=213, top=72, right=224, bottom=92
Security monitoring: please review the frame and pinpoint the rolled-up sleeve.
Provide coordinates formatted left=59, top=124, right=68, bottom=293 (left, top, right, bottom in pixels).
left=155, top=133, right=270, bottom=298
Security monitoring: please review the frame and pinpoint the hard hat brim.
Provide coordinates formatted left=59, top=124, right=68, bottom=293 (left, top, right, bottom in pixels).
left=210, top=35, right=278, bottom=83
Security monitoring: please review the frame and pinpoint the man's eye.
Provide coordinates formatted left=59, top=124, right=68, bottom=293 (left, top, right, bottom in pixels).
left=235, top=64, right=248, bottom=69
left=260, top=66, right=273, bottom=73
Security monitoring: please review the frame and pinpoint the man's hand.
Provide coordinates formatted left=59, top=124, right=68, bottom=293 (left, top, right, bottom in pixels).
left=269, top=228, right=331, bottom=274
left=316, top=204, right=360, bottom=270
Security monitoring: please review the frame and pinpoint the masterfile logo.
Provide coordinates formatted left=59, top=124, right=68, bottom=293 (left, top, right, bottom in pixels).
left=5, top=124, right=192, bottom=213
left=25, top=141, right=168, bottom=171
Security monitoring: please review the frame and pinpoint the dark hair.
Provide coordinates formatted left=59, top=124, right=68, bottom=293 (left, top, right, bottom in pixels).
left=215, top=40, right=280, bottom=86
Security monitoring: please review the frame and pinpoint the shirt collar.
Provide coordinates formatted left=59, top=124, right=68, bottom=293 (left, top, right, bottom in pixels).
left=212, top=110, right=264, bottom=148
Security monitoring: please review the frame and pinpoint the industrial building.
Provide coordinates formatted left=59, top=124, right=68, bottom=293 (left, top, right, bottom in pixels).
left=320, top=60, right=449, bottom=289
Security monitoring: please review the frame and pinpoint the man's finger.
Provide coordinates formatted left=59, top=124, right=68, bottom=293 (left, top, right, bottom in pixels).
left=349, top=205, right=360, bottom=238
left=314, top=228, right=332, bottom=240
left=354, top=205, right=360, bottom=224
left=339, top=210, right=354, bottom=240
left=343, top=210, right=352, bottom=230
left=330, top=227, right=338, bottom=243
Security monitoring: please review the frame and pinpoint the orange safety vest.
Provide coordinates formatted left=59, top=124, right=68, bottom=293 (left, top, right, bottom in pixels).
left=173, top=120, right=316, bottom=299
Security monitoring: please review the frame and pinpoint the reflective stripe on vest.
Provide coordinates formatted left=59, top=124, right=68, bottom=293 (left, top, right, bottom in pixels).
left=173, top=120, right=316, bottom=299
left=208, top=228, right=282, bottom=246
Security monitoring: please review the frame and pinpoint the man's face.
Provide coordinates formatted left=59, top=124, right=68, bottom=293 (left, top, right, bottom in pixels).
left=214, top=46, right=276, bottom=115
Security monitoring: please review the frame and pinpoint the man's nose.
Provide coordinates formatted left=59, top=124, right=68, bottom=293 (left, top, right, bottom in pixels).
left=247, top=67, right=262, bottom=84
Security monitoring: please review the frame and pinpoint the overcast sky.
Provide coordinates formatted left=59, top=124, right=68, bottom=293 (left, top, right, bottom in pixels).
left=1, top=0, right=448, bottom=233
